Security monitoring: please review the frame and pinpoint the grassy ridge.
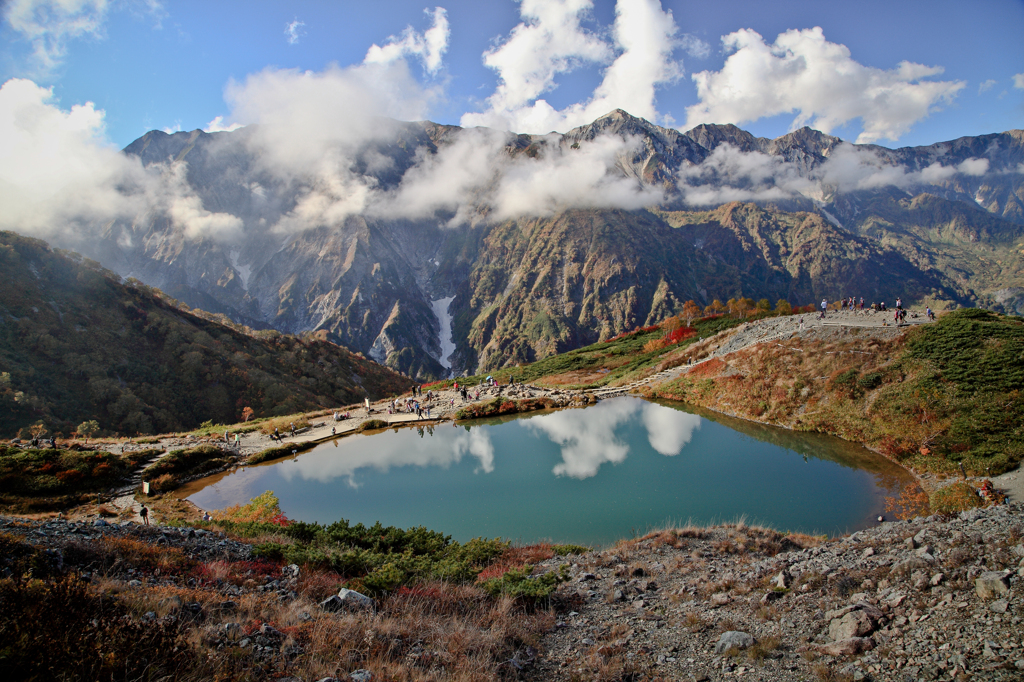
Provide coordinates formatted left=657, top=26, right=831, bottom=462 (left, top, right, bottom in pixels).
left=646, top=309, right=1024, bottom=475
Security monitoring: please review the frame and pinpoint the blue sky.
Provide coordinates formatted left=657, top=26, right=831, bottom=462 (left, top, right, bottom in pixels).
left=1, top=0, right=1023, bottom=149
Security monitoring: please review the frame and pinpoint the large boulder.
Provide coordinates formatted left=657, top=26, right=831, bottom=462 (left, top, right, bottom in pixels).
left=714, top=631, right=755, bottom=654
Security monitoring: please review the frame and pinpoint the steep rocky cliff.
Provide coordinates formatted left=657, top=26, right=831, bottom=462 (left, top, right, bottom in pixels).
left=60, top=113, right=1024, bottom=378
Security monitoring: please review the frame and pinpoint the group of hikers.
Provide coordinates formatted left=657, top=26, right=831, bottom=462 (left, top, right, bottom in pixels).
left=818, top=295, right=935, bottom=323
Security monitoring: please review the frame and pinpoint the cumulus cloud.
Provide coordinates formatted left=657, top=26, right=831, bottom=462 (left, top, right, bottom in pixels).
left=203, top=115, right=243, bottom=133
left=373, top=128, right=664, bottom=224
left=685, top=27, right=965, bottom=144
left=364, top=7, right=449, bottom=75
left=219, top=60, right=441, bottom=232
left=283, top=18, right=305, bottom=45
left=676, top=140, right=993, bottom=206
left=0, top=78, right=243, bottom=246
left=978, top=79, right=997, bottom=94
left=460, top=0, right=681, bottom=133
left=3, top=0, right=162, bottom=71
left=1014, top=73, right=1024, bottom=90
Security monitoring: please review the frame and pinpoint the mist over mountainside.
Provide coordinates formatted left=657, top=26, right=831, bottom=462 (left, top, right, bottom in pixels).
left=55, top=111, right=1024, bottom=379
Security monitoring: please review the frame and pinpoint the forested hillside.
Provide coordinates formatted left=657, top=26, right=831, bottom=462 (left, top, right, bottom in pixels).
left=0, top=232, right=412, bottom=438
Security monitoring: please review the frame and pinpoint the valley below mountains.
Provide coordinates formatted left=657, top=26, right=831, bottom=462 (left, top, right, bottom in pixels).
left=69, top=111, right=1024, bottom=380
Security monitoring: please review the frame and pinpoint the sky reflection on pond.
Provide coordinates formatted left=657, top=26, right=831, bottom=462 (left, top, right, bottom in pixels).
left=183, top=397, right=911, bottom=546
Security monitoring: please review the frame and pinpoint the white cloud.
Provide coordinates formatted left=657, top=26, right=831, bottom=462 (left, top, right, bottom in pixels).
left=364, top=7, right=450, bottom=75
left=957, top=157, right=990, bottom=176
left=677, top=140, right=993, bottom=206
left=685, top=27, right=965, bottom=144
left=220, top=61, right=440, bottom=232
left=978, top=79, right=997, bottom=94
left=0, top=77, right=243, bottom=245
left=679, top=33, right=710, bottom=59
left=203, top=115, right=243, bottom=133
left=460, top=0, right=609, bottom=132
left=460, top=0, right=682, bottom=134
left=1014, top=73, right=1024, bottom=90
left=3, top=0, right=162, bottom=71
left=284, top=18, right=305, bottom=45
left=374, top=129, right=664, bottom=224
left=489, top=133, right=665, bottom=219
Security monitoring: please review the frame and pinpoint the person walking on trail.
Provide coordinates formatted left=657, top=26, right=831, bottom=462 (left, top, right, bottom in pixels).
left=820, top=298, right=827, bottom=320
left=140, top=505, right=149, bottom=526
left=234, top=433, right=239, bottom=448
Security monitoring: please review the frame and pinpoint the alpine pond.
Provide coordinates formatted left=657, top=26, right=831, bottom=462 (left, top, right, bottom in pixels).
left=183, top=397, right=913, bottom=546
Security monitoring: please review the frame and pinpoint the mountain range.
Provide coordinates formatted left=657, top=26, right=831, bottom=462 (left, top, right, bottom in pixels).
left=66, top=111, right=1024, bottom=379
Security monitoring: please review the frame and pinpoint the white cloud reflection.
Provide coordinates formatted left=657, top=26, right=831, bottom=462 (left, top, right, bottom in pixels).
left=525, top=398, right=700, bottom=479
left=278, top=426, right=495, bottom=488
left=265, top=398, right=697, bottom=488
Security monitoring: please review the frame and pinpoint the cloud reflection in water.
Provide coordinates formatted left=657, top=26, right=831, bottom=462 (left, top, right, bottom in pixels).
left=279, top=426, right=495, bottom=487
left=525, top=399, right=702, bottom=479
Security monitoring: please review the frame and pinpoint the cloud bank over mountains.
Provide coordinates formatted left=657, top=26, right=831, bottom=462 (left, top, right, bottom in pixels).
left=0, top=0, right=1013, bottom=250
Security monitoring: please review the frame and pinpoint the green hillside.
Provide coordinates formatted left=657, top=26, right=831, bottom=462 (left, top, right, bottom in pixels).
left=0, top=232, right=412, bottom=438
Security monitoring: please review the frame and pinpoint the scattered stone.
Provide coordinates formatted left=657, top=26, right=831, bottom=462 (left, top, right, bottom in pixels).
left=348, top=670, right=373, bottom=682
left=710, top=593, right=732, bottom=607
left=975, top=571, right=1011, bottom=599
left=829, top=610, right=876, bottom=641
left=817, top=637, right=875, bottom=657
left=990, top=598, right=1009, bottom=614
left=714, top=631, right=754, bottom=654
left=773, top=570, right=792, bottom=589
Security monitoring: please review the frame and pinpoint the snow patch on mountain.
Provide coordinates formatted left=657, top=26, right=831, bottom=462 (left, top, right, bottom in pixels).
left=431, top=296, right=455, bottom=370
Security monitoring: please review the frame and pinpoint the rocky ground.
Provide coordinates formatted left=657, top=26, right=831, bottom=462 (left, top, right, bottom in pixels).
left=3, top=502, right=1021, bottom=681
left=528, top=503, right=1024, bottom=682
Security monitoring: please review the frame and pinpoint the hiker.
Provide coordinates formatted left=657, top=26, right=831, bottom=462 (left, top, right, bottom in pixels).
left=202, top=511, right=211, bottom=522
left=331, top=426, right=336, bottom=436
left=290, top=423, right=295, bottom=436
left=234, top=433, right=239, bottom=448
left=140, top=505, right=149, bottom=526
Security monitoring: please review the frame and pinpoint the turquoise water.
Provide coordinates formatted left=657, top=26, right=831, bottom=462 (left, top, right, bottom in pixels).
left=183, top=397, right=911, bottom=546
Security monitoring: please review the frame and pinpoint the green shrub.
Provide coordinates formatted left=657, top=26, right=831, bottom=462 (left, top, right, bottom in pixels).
left=247, top=441, right=316, bottom=465
left=356, top=419, right=389, bottom=432
left=142, top=444, right=231, bottom=478
left=480, top=564, right=569, bottom=600
left=930, top=482, right=984, bottom=514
